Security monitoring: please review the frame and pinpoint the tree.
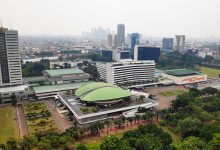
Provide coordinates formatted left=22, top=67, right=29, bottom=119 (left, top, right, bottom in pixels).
left=20, top=135, right=37, bottom=150
left=76, top=144, right=88, bottom=150
left=177, top=117, right=202, bottom=138
left=0, top=143, right=5, bottom=150
left=79, top=128, right=86, bottom=140
left=201, top=87, right=218, bottom=95
left=11, top=95, right=17, bottom=106
left=100, top=135, right=132, bottom=150
left=135, top=134, right=163, bottom=150
left=208, top=133, right=220, bottom=150
left=7, top=137, right=18, bottom=150
left=126, top=117, right=133, bottom=127
left=178, top=136, right=207, bottom=150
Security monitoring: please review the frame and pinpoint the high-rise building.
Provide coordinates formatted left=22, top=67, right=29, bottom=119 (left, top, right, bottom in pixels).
left=134, top=45, right=160, bottom=62
left=97, top=60, right=155, bottom=84
left=128, top=33, right=140, bottom=58
left=0, top=27, right=22, bottom=87
left=107, top=34, right=113, bottom=48
left=113, top=34, right=117, bottom=48
left=162, top=38, right=173, bottom=52
left=116, top=24, right=125, bottom=47
left=175, top=35, right=185, bottom=52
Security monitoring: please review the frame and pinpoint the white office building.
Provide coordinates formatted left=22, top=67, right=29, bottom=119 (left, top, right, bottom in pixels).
left=97, top=60, right=155, bottom=84
left=0, top=27, right=22, bottom=87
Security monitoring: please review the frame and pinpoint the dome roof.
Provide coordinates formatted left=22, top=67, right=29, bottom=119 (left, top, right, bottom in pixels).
left=75, top=82, right=132, bottom=102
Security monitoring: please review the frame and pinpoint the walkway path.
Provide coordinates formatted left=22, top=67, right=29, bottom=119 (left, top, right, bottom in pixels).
left=17, top=104, right=28, bottom=137
left=44, top=100, right=72, bottom=132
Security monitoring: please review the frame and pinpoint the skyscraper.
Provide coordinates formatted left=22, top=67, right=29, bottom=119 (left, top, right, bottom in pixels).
left=107, top=33, right=113, bottom=48
left=175, top=35, right=185, bottom=52
left=0, top=27, right=22, bottom=87
left=162, top=38, right=173, bottom=52
left=128, top=33, right=140, bottom=58
left=116, top=24, right=125, bottom=47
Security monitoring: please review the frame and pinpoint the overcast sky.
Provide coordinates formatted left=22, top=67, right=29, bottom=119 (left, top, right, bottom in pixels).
left=1, top=0, right=220, bottom=37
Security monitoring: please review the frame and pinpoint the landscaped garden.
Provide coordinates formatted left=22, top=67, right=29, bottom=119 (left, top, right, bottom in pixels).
left=23, top=102, right=58, bottom=134
left=0, top=106, right=19, bottom=143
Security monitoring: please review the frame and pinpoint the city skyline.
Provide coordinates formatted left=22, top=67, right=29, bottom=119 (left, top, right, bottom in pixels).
left=1, top=0, right=220, bottom=38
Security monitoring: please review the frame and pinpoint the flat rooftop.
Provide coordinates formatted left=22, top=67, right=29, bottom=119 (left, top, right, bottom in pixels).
left=0, top=85, right=28, bottom=93
left=45, top=68, right=85, bottom=77
left=166, top=69, right=203, bottom=77
left=32, top=82, right=93, bottom=94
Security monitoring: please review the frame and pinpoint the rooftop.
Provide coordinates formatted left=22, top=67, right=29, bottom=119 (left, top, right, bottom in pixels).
left=166, top=69, right=202, bottom=76
left=0, top=85, right=28, bottom=93
left=33, top=82, right=93, bottom=94
left=45, top=68, right=85, bottom=77
left=75, top=82, right=132, bottom=102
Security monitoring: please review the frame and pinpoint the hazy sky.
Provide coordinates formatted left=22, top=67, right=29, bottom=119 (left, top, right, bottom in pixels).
left=1, top=0, right=220, bottom=37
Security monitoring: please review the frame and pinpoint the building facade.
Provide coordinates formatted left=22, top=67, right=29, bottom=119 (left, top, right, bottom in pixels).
left=128, top=33, right=140, bottom=58
left=107, top=33, right=113, bottom=48
left=0, top=27, right=22, bottom=87
left=43, top=68, right=90, bottom=85
left=162, top=38, right=173, bottom=52
left=116, top=24, right=125, bottom=47
left=97, top=60, right=155, bottom=84
left=175, top=35, right=185, bottom=52
left=134, top=45, right=160, bottom=62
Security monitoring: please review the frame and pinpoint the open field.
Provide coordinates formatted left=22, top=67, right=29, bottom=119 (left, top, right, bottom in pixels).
left=159, top=90, right=185, bottom=97
left=0, top=106, right=19, bottom=143
left=23, top=102, right=58, bottom=134
left=200, top=67, right=220, bottom=78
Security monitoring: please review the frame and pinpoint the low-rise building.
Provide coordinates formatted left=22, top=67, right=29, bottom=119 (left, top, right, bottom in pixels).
left=97, top=60, right=155, bottom=84
left=57, top=82, right=158, bottom=124
left=161, top=69, right=207, bottom=85
left=43, top=68, right=90, bottom=85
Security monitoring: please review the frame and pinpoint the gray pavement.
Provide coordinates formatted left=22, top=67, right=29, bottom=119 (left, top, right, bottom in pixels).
left=44, top=100, right=72, bottom=132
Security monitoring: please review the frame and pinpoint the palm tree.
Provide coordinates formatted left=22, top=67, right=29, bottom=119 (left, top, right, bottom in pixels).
left=79, top=128, right=86, bottom=140
left=119, top=116, right=126, bottom=131
left=135, top=114, right=141, bottom=126
left=126, top=117, right=133, bottom=128
left=105, top=118, right=111, bottom=135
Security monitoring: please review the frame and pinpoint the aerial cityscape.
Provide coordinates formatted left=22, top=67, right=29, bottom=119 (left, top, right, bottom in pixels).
left=1, top=0, right=220, bottom=150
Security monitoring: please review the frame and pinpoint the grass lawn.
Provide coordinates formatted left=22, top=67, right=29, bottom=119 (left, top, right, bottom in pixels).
left=159, top=90, right=185, bottom=97
left=0, top=106, right=19, bottom=143
left=200, top=67, right=220, bottom=78
left=23, top=102, right=58, bottom=135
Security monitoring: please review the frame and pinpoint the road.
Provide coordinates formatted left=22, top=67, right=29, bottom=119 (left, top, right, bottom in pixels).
left=44, top=100, right=72, bottom=132
left=17, top=104, right=28, bottom=137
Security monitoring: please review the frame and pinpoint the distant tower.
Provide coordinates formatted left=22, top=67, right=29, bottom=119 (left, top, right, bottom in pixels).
left=162, top=38, right=173, bottom=52
left=116, top=24, right=125, bottom=47
left=0, top=26, right=22, bottom=87
left=128, top=33, right=140, bottom=58
left=113, top=34, right=117, bottom=48
left=107, top=34, right=113, bottom=48
left=175, top=35, right=185, bottom=52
